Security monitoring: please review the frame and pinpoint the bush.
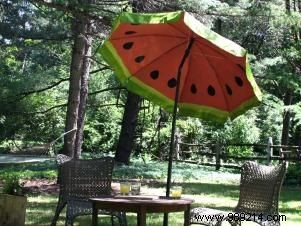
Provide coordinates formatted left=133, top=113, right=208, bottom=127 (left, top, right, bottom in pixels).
left=2, top=175, right=24, bottom=196
left=212, top=111, right=260, bottom=158
left=285, top=162, right=301, bottom=186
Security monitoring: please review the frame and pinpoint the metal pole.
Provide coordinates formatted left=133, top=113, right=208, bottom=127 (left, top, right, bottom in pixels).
left=163, top=38, right=194, bottom=226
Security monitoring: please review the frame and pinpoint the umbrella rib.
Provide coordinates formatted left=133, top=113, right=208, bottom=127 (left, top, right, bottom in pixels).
left=166, top=22, right=189, bottom=37
left=132, top=39, right=189, bottom=76
left=194, top=41, right=232, bottom=111
left=194, top=38, right=245, bottom=73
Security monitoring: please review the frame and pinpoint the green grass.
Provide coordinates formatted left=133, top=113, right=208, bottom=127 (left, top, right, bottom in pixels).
left=25, top=194, right=186, bottom=226
left=0, top=157, right=240, bottom=183
left=1, top=157, right=300, bottom=225
left=0, top=160, right=57, bottom=180
left=24, top=183, right=301, bottom=226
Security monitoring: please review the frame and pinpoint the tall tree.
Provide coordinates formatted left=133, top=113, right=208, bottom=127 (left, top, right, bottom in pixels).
left=115, top=92, right=141, bottom=164
left=63, top=16, right=92, bottom=158
left=28, top=0, right=113, bottom=158
left=114, top=0, right=143, bottom=164
left=280, top=0, right=293, bottom=146
left=281, top=0, right=300, bottom=145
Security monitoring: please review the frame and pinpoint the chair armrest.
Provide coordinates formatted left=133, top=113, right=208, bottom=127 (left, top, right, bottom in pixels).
left=57, top=154, right=72, bottom=165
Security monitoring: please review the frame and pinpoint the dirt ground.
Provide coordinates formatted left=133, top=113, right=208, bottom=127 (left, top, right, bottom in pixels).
left=22, top=179, right=59, bottom=194
left=19, top=180, right=121, bottom=195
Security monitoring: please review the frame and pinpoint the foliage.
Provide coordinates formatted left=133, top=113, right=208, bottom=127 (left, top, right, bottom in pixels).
left=209, top=111, right=260, bottom=157
left=0, top=0, right=70, bottom=150
left=0, top=161, right=57, bottom=181
left=0, top=0, right=300, bottom=165
left=177, top=118, right=205, bottom=144
left=285, top=162, right=301, bottom=186
left=2, top=174, right=24, bottom=196
left=82, top=71, right=124, bottom=153
left=255, top=94, right=283, bottom=144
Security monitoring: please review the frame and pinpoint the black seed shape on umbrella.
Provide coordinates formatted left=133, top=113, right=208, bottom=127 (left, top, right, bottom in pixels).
left=208, top=85, right=215, bottom=96
left=123, top=42, right=134, bottom=50
left=191, top=84, right=197, bottom=94
left=168, top=78, right=177, bottom=88
left=235, top=76, right=244, bottom=87
left=226, top=84, right=232, bottom=96
left=135, top=55, right=145, bottom=63
left=150, top=70, right=159, bottom=80
left=131, top=23, right=140, bottom=25
left=125, top=31, right=136, bottom=35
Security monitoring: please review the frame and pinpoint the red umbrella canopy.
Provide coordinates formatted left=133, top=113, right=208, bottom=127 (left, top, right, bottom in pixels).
left=100, top=11, right=262, bottom=123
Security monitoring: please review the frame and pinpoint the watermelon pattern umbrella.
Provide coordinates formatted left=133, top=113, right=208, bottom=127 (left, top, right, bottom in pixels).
left=100, top=11, right=262, bottom=198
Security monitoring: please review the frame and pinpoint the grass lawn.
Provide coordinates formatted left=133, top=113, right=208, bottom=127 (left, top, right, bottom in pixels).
left=24, top=183, right=301, bottom=226
left=1, top=158, right=300, bottom=225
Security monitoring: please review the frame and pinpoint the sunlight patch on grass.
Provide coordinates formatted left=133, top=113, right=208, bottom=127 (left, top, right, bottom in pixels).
left=28, top=195, right=57, bottom=203
left=188, top=194, right=237, bottom=209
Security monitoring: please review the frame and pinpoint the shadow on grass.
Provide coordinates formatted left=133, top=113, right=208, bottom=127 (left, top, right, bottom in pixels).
left=26, top=197, right=183, bottom=226
left=26, top=199, right=57, bottom=225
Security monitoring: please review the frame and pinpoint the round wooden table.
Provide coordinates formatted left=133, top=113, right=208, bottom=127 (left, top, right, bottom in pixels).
left=90, top=196, right=193, bottom=226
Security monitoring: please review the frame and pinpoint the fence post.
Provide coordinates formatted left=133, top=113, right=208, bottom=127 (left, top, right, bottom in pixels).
left=267, top=137, right=273, bottom=163
left=215, top=142, right=221, bottom=171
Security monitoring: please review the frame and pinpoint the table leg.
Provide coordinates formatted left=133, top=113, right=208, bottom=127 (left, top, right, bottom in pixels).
left=184, top=204, right=191, bottom=226
left=137, top=208, right=146, bottom=226
left=92, top=203, right=98, bottom=226
left=163, top=213, right=168, bottom=226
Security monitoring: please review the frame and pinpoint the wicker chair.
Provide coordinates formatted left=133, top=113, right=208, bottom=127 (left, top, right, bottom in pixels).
left=190, top=161, right=287, bottom=226
left=51, top=154, right=126, bottom=226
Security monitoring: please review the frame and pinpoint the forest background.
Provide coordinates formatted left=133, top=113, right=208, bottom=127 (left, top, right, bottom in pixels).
left=0, top=0, right=300, bottom=178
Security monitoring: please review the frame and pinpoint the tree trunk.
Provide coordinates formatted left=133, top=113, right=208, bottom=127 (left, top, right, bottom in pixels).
left=281, top=90, right=292, bottom=145
left=114, top=0, right=143, bottom=164
left=280, top=0, right=295, bottom=146
left=115, top=92, right=141, bottom=164
left=74, top=20, right=93, bottom=159
left=62, top=18, right=89, bottom=157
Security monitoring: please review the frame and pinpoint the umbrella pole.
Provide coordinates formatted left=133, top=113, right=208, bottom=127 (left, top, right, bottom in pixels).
left=164, top=38, right=194, bottom=226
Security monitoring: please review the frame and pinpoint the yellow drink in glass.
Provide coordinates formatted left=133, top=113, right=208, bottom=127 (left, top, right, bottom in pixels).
left=171, top=186, right=182, bottom=198
left=120, top=182, right=131, bottom=195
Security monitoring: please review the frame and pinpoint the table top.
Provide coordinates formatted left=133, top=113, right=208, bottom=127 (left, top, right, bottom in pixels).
left=90, top=195, right=194, bottom=226
left=90, top=195, right=194, bottom=205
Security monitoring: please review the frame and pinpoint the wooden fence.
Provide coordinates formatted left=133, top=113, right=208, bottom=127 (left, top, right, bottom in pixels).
left=174, top=136, right=301, bottom=170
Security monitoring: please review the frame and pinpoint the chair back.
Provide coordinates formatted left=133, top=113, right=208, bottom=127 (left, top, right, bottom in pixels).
left=57, top=155, right=114, bottom=200
left=235, top=161, right=286, bottom=216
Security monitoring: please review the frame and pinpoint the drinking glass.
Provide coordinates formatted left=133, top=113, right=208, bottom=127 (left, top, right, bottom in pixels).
left=131, top=182, right=141, bottom=195
left=171, top=186, right=182, bottom=198
left=120, top=182, right=131, bottom=195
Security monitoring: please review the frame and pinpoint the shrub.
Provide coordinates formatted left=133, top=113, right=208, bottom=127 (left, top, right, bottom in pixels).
left=285, top=162, right=301, bottom=185
left=2, top=174, right=24, bottom=196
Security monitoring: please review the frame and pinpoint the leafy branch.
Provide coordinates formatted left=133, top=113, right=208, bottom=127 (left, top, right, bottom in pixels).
left=13, top=78, right=69, bottom=103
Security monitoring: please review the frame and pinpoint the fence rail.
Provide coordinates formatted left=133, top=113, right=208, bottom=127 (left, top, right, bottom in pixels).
left=174, top=136, right=301, bottom=170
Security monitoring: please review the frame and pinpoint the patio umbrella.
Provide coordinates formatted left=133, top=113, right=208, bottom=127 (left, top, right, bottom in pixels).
left=100, top=11, right=262, bottom=198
